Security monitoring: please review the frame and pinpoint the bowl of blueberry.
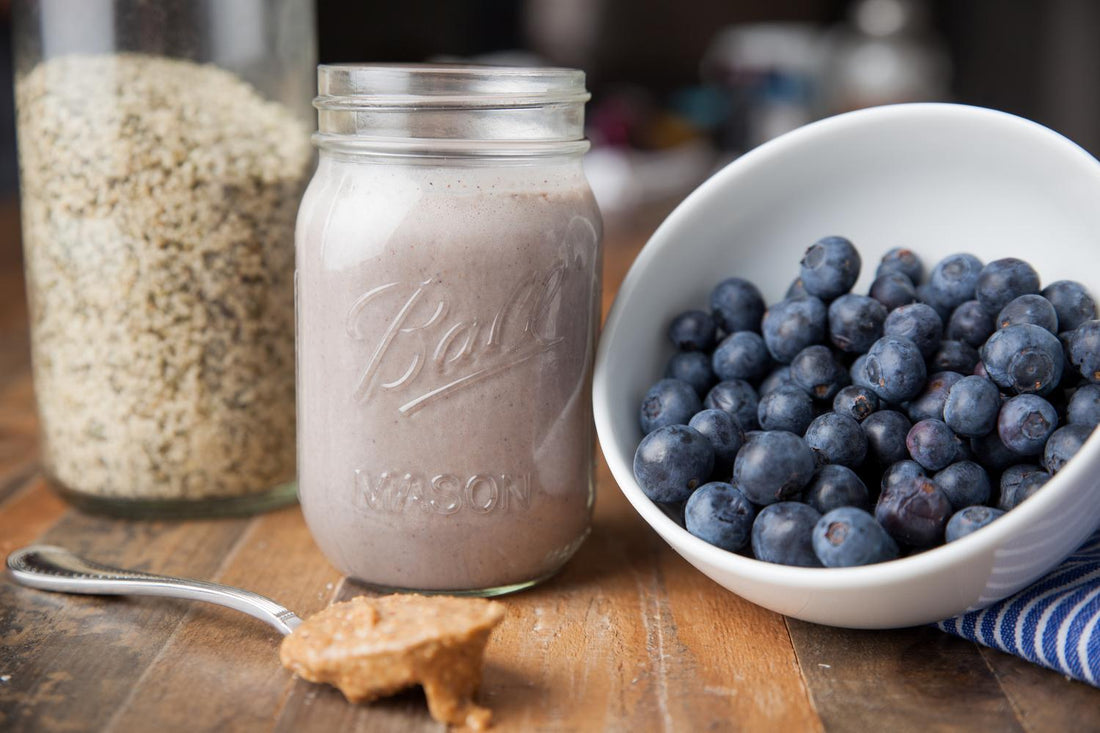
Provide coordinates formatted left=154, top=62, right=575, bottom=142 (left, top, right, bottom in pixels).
left=592, top=103, right=1100, bottom=628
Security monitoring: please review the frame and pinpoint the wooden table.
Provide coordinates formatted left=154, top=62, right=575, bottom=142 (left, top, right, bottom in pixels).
left=1, top=199, right=1099, bottom=732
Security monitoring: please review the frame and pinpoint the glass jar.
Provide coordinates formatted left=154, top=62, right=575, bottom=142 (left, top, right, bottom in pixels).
left=14, top=0, right=315, bottom=517
left=296, top=64, right=603, bottom=594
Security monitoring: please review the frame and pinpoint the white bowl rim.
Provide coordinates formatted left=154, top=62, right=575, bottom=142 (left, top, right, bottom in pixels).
left=594, top=102, right=1100, bottom=594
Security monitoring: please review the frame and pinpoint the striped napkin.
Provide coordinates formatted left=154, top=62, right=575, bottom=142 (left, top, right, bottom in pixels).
left=937, top=529, right=1100, bottom=685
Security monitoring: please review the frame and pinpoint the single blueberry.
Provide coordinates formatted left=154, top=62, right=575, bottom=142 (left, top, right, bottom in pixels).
left=942, top=375, right=1001, bottom=437
left=976, top=257, right=1041, bottom=315
left=786, top=277, right=809, bottom=299
left=884, top=303, right=943, bottom=358
left=945, top=300, right=995, bottom=348
left=929, top=340, right=981, bottom=375
left=907, top=371, right=963, bottom=423
left=906, top=418, right=960, bottom=471
left=1042, top=280, right=1097, bottom=333
left=639, top=378, right=702, bottom=434
left=1068, top=383, right=1100, bottom=429
left=712, top=331, right=772, bottom=382
left=761, top=296, right=828, bottom=363
left=751, top=502, right=823, bottom=567
left=876, top=247, right=924, bottom=285
left=790, top=344, right=849, bottom=401
left=1068, top=320, right=1100, bottom=384
left=973, top=360, right=989, bottom=378
left=998, top=394, right=1058, bottom=456
left=804, top=412, right=868, bottom=468
left=997, top=294, right=1058, bottom=334
left=804, top=464, right=870, bottom=514
left=933, top=461, right=992, bottom=509
left=863, top=336, right=927, bottom=403
left=981, top=323, right=1064, bottom=395
left=881, top=459, right=925, bottom=491
left=733, top=430, right=816, bottom=505
left=684, top=482, right=757, bottom=552
left=945, top=506, right=1005, bottom=543
left=916, top=282, right=953, bottom=322
left=874, top=475, right=952, bottom=547
left=799, top=235, right=861, bottom=301
left=710, top=277, right=766, bottom=334
left=869, top=272, right=918, bottom=311
left=633, top=424, right=715, bottom=503
left=665, top=351, right=716, bottom=397
left=833, top=385, right=879, bottom=422
left=999, top=463, right=1043, bottom=510
left=668, top=309, right=717, bottom=351
left=759, top=365, right=795, bottom=396
left=828, top=293, right=887, bottom=354
left=813, top=507, right=899, bottom=567
left=999, top=470, right=1050, bottom=510
left=757, top=386, right=815, bottom=434
left=970, top=431, right=1019, bottom=472
left=704, top=379, right=760, bottom=431
left=688, top=409, right=745, bottom=469
left=850, top=354, right=874, bottom=390
left=863, top=411, right=913, bottom=467
left=1043, top=423, right=1092, bottom=474
left=927, top=253, right=984, bottom=311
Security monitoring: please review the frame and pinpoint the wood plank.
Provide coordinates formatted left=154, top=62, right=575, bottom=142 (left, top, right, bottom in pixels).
left=0, top=373, right=39, bottom=505
left=977, top=647, right=1100, bottom=733
left=786, top=621, right=1022, bottom=732
left=0, top=478, right=68, bottom=558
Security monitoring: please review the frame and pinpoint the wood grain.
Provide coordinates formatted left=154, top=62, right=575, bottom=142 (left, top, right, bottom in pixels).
left=976, top=647, right=1100, bottom=733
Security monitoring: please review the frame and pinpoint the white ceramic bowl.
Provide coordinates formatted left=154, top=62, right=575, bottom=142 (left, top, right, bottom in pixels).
left=593, top=103, right=1100, bottom=629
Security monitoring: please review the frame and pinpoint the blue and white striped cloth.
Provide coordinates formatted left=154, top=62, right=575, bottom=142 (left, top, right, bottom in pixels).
left=938, top=529, right=1100, bottom=685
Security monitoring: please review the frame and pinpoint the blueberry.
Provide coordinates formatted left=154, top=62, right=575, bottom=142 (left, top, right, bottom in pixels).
left=688, top=409, right=745, bottom=469
left=976, top=257, right=1040, bottom=315
left=684, top=482, right=756, bottom=552
left=927, top=253, right=984, bottom=312
left=804, top=412, right=867, bottom=468
left=943, top=375, right=1001, bottom=437
left=639, top=378, right=702, bottom=434
left=874, top=475, right=952, bottom=547
left=1043, top=423, right=1091, bottom=474
left=833, top=385, right=879, bottom=422
left=945, top=300, right=995, bottom=348
left=981, top=323, right=1064, bottom=395
left=863, top=411, right=913, bottom=467
left=917, top=282, right=953, bottom=322
left=799, top=236, right=861, bottom=301
left=929, top=340, right=980, bottom=375
left=751, top=502, right=823, bottom=567
left=828, top=294, right=887, bottom=354
left=633, top=424, right=715, bottom=503
left=876, top=247, right=924, bottom=285
left=786, top=277, right=809, bottom=299
left=945, top=506, right=1005, bottom=543
left=996, top=293, right=1058, bottom=335
left=813, top=507, right=899, bottom=567
left=906, top=418, right=960, bottom=471
left=973, top=360, right=989, bottom=378
left=704, top=379, right=760, bottom=431
left=997, top=394, right=1058, bottom=456
left=884, top=303, right=943, bottom=358
left=1042, top=280, right=1097, bottom=333
left=756, top=386, right=814, bottom=434
left=665, top=351, right=716, bottom=397
left=863, top=336, right=927, bottom=403
left=712, top=331, right=771, bottom=382
left=804, top=464, right=870, bottom=514
left=1068, top=320, right=1100, bottom=383
left=907, top=371, right=963, bottom=423
left=869, top=272, right=918, bottom=311
left=1068, top=383, right=1100, bottom=428
left=970, top=432, right=1019, bottom=471
left=999, top=463, right=1043, bottom=509
left=668, top=309, right=717, bottom=351
left=881, top=459, right=925, bottom=491
left=733, top=430, right=816, bottom=505
left=850, top=354, right=874, bottom=390
left=710, top=277, right=766, bottom=334
left=999, top=470, right=1050, bottom=510
left=790, top=345, right=849, bottom=401
left=759, top=365, right=795, bottom=396
left=932, top=461, right=991, bottom=509
left=762, top=296, right=828, bottom=363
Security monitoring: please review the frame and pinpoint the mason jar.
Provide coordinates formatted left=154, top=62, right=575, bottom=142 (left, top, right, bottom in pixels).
left=296, top=64, right=603, bottom=594
left=14, top=0, right=315, bottom=516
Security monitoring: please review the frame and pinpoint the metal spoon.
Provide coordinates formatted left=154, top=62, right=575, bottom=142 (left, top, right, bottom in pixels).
left=6, top=545, right=302, bottom=635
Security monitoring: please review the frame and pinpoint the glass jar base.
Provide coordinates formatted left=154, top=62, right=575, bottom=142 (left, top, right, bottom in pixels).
left=49, top=479, right=298, bottom=519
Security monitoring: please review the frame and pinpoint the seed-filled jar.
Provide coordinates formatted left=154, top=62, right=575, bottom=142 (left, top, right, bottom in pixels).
left=296, top=64, right=603, bottom=593
left=14, top=0, right=315, bottom=516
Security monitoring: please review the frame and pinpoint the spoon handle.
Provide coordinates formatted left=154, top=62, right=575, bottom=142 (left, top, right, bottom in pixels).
left=6, top=545, right=302, bottom=635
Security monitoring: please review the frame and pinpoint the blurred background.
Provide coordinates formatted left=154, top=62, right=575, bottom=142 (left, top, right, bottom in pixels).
left=0, top=0, right=1098, bottom=216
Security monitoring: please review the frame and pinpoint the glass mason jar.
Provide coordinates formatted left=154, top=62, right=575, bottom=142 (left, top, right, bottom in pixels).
left=296, top=64, right=603, bottom=594
left=13, top=0, right=315, bottom=517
